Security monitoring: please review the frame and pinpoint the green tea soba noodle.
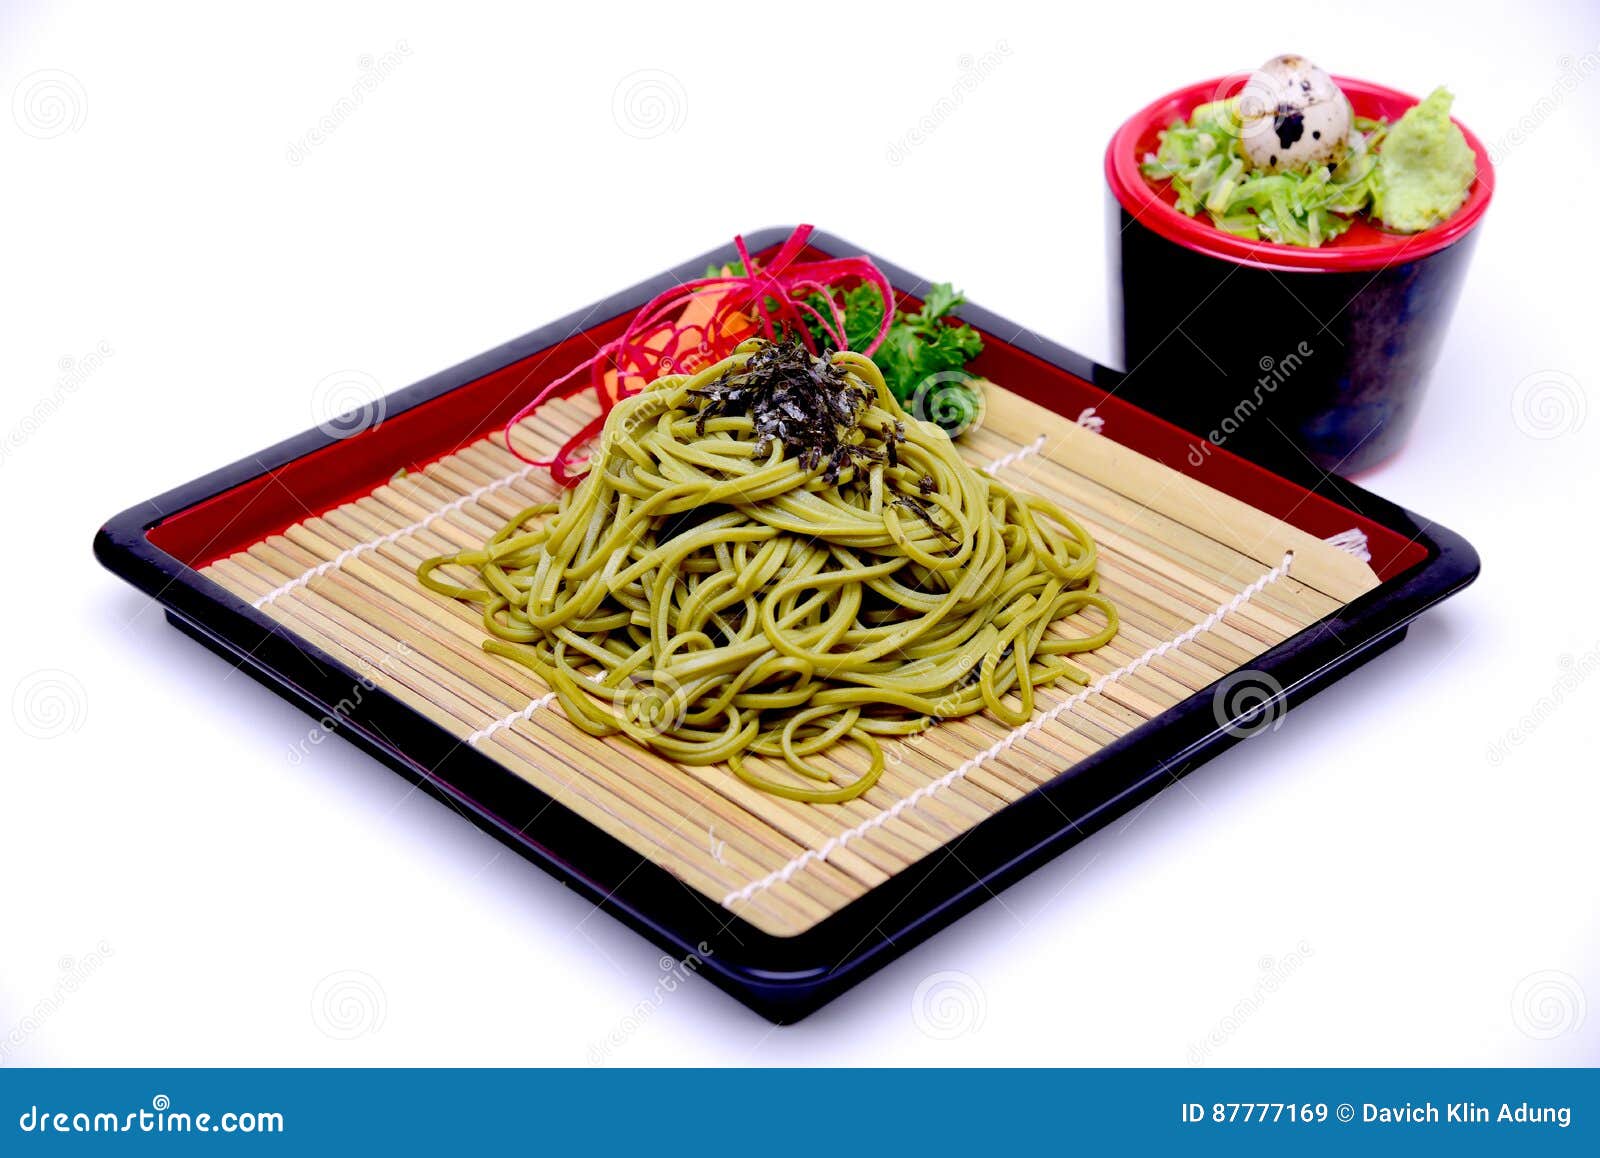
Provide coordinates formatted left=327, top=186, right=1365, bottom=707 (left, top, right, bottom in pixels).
left=418, top=338, right=1117, bottom=804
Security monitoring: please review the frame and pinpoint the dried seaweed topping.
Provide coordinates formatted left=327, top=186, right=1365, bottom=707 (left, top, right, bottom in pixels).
left=688, top=339, right=886, bottom=483
left=892, top=493, right=960, bottom=545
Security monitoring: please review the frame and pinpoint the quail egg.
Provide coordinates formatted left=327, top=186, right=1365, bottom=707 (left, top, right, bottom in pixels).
left=1236, top=54, right=1352, bottom=173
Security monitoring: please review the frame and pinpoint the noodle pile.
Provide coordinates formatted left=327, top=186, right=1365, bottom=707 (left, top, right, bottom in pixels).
left=418, top=339, right=1117, bottom=804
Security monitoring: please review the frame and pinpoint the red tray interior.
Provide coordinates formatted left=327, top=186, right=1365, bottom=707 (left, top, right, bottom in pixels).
left=147, top=248, right=1428, bottom=584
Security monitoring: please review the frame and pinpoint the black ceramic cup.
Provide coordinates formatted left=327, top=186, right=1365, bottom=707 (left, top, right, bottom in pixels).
left=1106, top=75, right=1494, bottom=475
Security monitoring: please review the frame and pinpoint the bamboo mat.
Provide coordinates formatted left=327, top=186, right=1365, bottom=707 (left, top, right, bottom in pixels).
left=199, top=384, right=1378, bottom=937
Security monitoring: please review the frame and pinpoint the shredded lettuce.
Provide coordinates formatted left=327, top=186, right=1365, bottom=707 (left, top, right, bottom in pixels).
left=1141, top=98, right=1387, bottom=247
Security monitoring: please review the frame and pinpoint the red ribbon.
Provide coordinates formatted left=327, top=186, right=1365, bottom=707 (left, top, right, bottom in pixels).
left=503, top=224, right=893, bottom=487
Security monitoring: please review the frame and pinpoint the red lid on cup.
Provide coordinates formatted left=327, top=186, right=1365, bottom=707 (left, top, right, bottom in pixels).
left=1105, top=74, right=1495, bottom=273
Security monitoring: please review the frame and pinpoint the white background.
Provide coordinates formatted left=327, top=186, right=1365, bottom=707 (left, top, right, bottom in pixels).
left=3, top=0, right=1597, bottom=1066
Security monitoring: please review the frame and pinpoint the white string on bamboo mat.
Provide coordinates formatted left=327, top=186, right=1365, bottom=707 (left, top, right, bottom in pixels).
left=721, top=549, right=1296, bottom=908
left=253, top=461, right=539, bottom=609
left=466, top=692, right=557, bottom=747
left=984, top=435, right=1045, bottom=474
left=981, top=410, right=1101, bottom=474
left=1323, top=528, right=1371, bottom=563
